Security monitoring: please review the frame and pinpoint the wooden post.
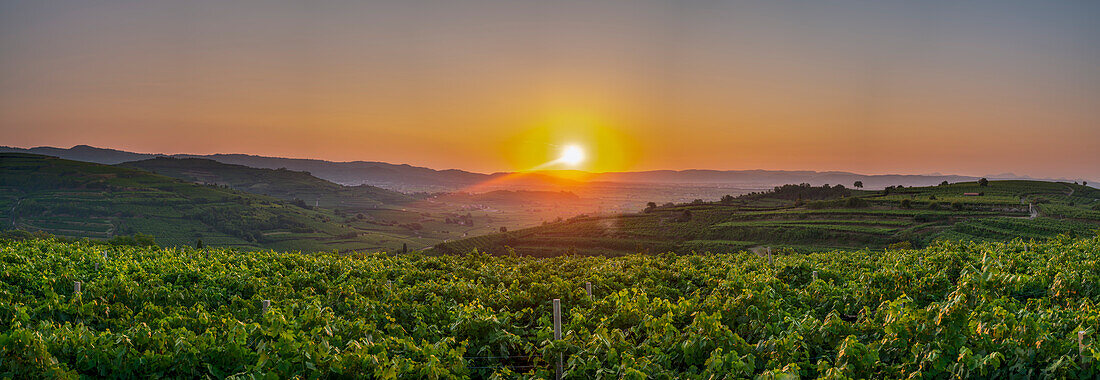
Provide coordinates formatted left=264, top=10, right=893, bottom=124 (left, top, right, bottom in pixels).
left=262, top=299, right=271, bottom=312
left=1081, top=331, right=1087, bottom=362
left=73, top=281, right=81, bottom=295
left=553, top=298, right=562, bottom=380
left=585, top=282, right=592, bottom=298
left=812, top=271, right=817, bottom=281
left=767, top=247, right=773, bottom=268
left=94, top=262, right=99, bottom=271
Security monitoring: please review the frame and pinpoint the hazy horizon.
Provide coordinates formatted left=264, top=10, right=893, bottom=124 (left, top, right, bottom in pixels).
left=3, top=1, right=1098, bottom=178
left=2, top=143, right=1091, bottom=182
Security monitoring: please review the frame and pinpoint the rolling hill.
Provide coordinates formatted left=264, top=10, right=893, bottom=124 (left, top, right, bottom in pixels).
left=433, top=180, right=1100, bottom=256
left=119, top=157, right=415, bottom=210
left=0, top=153, right=412, bottom=252
left=4, top=145, right=1086, bottom=192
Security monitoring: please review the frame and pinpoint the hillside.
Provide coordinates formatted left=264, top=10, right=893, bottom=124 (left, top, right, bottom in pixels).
left=2, top=237, right=1097, bottom=378
left=0, top=153, right=394, bottom=252
left=120, top=157, right=415, bottom=210
left=434, top=181, right=1100, bottom=256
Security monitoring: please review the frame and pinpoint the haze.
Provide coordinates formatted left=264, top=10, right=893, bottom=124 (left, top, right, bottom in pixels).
left=1, top=1, right=1098, bottom=178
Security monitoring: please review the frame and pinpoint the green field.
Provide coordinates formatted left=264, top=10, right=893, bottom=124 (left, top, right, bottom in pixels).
left=1, top=236, right=1097, bottom=378
left=435, top=181, right=1100, bottom=256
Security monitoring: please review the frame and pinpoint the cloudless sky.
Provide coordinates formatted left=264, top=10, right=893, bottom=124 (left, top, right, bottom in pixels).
left=1, top=1, right=1098, bottom=178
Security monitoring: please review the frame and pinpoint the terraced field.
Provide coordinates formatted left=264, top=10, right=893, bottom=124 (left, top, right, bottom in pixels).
left=435, top=181, right=1100, bottom=256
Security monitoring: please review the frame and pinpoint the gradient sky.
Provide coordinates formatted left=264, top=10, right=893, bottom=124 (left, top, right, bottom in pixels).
left=1, top=1, right=1098, bottom=178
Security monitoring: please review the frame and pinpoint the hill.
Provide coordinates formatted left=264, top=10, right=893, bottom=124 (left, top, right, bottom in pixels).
left=0, top=144, right=160, bottom=164
left=2, top=236, right=1097, bottom=378
left=434, top=181, right=1100, bottom=256
left=0, top=153, right=405, bottom=252
left=4, top=145, right=1087, bottom=192
left=119, top=157, right=415, bottom=210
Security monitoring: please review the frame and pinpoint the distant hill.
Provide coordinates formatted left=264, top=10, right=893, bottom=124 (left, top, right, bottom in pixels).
left=175, top=153, right=489, bottom=190
left=585, top=170, right=989, bottom=189
left=0, top=153, right=402, bottom=252
left=0, top=145, right=487, bottom=191
left=433, top=180, right=1100, bottom=256
left=2, top=145, right=1088, bottom=191
left=120, top=157, right=415, bottom=210
left=0, top=144, right=160, bottom=164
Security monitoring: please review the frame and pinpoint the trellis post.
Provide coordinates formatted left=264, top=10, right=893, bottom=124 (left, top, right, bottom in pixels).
left=1081, top=331, right=1087, bottom=363
left=553, top=298, right=562, bottom=380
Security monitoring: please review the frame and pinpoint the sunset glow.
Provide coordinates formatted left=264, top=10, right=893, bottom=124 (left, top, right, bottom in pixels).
left=0, top=1, right=1097, bottom=178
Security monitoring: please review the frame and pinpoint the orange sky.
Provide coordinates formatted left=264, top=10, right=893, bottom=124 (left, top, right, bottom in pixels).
left=1, top=1, right=1098, bottom=179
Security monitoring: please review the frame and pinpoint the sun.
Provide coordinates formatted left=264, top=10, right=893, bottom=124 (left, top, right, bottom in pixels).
left=559, top=145, right=586, bottom=166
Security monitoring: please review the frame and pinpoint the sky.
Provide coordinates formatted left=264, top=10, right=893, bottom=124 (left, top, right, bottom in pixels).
left=1, top=1, right=1098, bottom=179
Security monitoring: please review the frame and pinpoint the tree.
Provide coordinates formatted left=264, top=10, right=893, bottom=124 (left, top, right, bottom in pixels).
left=402, top=243, right=408, bottom=254
left=978, top=178, right=989, bottom=187
left=195, top=239, right=204, bottom=249
left=853, top=181, right=863, bottom=189
left=940, top=181, right=949, bottom=186
left=900, top=199, right=912, bottom=209
left=678, top=210, right=692, bottom=222
left=644, top=202, right=657, bottom=213
left=499, top=226, right=507, bottom=233
left=720, top=194, right=735, bottom=203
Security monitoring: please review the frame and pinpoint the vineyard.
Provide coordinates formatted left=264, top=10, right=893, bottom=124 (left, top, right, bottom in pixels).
left=435, top=181, right=1100, bottom=256
left=2, top=236, right=1099, bottom=378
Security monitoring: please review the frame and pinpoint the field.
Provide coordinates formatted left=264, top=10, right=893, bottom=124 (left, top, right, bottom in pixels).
left=1, top=237, right=1097, bottom=378
left=434, top=181, right=1100, bottom=256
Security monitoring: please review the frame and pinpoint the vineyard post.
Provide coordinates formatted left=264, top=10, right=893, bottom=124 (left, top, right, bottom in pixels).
left=553, top=298, right=562, bottom=380
left=585, top=282, right=592, bottom=298
left=812, top=271, right=817, bottom=281
left=94, top=262, right=99, bottom=271
left=262, top=299, right=271, bottom=312
left=1081, top=331, right=1087, bottom=363
left=767, top=247, right=773, bottom=268
left=73, top=281, right=81, bottom=295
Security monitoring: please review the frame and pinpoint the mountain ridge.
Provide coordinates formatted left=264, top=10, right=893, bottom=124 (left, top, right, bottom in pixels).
left=1, top=145, right=1087, bottom=191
